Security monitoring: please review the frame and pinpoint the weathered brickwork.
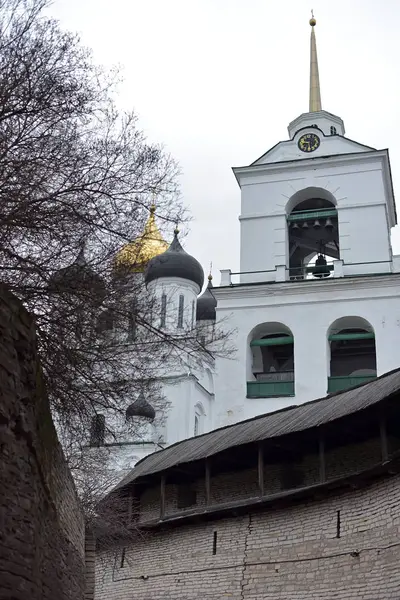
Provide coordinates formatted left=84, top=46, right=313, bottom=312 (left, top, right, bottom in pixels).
left=0, top=287, right=85, bottom=600
left=96, top=473, right=400, bottom=600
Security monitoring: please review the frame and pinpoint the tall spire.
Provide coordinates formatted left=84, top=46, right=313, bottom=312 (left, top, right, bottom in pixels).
left=309, top=12, right=322, bottom=112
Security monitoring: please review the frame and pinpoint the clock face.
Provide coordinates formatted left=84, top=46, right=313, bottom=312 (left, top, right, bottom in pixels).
left=298, top=133, right=320, bottom=153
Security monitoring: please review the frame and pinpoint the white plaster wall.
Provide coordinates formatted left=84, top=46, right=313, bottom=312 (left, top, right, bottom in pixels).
left=163, top=374, right=214, bottom=444
left=213, top=275, right=400, bottom=428
left=287, top=110, right=345, bottom=138
left=147, top=277, right=200, bottom=332
left=238, top=154, right=393, bottom=279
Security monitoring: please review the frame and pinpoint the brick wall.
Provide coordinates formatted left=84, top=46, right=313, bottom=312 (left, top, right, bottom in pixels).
left=0, top=286, right=85, bottom=600
left=96, top=473, right=400, bottom=599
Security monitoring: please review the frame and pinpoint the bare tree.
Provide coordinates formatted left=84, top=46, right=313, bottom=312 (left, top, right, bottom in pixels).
left=0, top=0, right=233, bottom=452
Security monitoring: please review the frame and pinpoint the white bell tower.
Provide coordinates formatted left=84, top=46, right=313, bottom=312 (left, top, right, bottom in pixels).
left=214, top=16, right=400, bottom=428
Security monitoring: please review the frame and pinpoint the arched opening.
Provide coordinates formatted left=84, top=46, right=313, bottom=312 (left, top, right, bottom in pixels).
left=205, top=367, right=214, bottom=394
left=328, top=317, right=377, bottom=393
left=287, top=188, right=339, bottom=281
left=247, top=323, right=295, bottom=398
left=194, top=403, right=205, bottom=436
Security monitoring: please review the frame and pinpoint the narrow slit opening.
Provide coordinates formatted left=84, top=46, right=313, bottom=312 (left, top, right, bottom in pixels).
left=212, top=531, right=217, bottom=555
left=336, top=510, right=341, bottom=538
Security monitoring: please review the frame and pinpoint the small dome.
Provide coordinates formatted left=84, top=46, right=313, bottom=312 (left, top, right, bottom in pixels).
left=114, top=206, right=168, bottom=274
left=196, top=275, right=216, bottom=321
left=49, top=246, right=105, bottom=302
left=144, top=229, right=204, bottom=290
left=126, top=392, right=156, bottom=421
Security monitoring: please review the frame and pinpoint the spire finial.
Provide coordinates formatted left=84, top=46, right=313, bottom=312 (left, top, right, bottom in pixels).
left=174, top=221, right=180, bottom=236
left=309, top=11, right=322, bottom=112
left=208, top=261, right=213, bottom=282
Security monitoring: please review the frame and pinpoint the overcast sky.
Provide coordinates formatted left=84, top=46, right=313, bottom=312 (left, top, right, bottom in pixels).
left=49, top=0, right=400, bottom=284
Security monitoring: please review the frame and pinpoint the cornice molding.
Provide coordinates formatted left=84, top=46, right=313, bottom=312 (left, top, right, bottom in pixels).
left=213, top=273, right=400, bottom=305
left=233, top=149, right=388, bottom=184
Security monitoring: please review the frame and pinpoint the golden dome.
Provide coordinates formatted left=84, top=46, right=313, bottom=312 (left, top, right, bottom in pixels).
left=310, top=17, right=316, bottom=26
left=114, top=206, right=169, bottom=273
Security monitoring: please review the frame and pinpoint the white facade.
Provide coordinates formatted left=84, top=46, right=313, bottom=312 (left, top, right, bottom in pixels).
left=92, top=22, right=400, bottom=479
left=235, top=135, right=395, bottom=282
left=212, top=101, right=400, bottom=426
left=97, top=109, right=400, bottom=476
left=213, top=274, right=400, bottom=425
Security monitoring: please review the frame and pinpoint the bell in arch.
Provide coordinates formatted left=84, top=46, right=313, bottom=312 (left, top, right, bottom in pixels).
left=325, top=217, right=334, bottom=229
left=313, top=219, right=321, bottom=229
left=292, top=222, right=300, bottom=230
left=312, top=254, right=331, bottom=278
left=302, top=221, right=309, bottom=229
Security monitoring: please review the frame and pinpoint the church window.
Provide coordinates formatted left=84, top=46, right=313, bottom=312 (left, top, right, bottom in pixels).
left=330, top=125, right=337, bottom=135
left=248, top=323, right=295, bottom=398
left=194, top=403, right=205, bottom=436
left=177, top=484, right=197, bottom=509
left=328, top=317, right=377, bottom=393
left=127, top=299, right=137, bottom=341
left=89, top=414, right=105, bottom=447
left=160, top=294, right=167, bottom=328
left=191, top=300, right=195, bottom=328
left=177, top=294, right=184, bottom=328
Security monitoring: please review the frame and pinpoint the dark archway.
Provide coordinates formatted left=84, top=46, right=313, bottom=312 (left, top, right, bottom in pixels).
left=287, top=194, right=339, bottom=280
left=248, top=323, right=294, bottom=398
left=328, top=317, right=377, bottom=393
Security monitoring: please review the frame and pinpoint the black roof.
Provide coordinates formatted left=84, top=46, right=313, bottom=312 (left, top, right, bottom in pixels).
left=126, top=392, right=156, bottom=421
left=145, top=231, right=204, bottom=290
left=114, top=367, right=400, bottom=490
left=196, top=277, right=216, bottom=321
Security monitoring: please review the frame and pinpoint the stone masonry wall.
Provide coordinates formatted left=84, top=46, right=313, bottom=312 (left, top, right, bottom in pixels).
left=96, top=472, right=400, bottom=600
left=0, top=286, right=85, bottom=600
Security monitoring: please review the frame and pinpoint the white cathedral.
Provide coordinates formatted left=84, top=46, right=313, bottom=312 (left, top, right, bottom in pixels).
left=89, top=17, right=400, bottom=475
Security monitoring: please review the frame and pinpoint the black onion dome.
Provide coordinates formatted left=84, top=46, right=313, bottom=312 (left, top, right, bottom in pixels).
left=49, top=246, right=106, bottom=302
left=126, top=392, right=156, bottom=421
left=196, top=275, right=217, bottom=321
left=144, top=229, right=204, bottom=290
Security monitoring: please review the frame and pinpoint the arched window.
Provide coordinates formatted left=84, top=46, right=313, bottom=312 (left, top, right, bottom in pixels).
left=160, top=293, right=167, bottom=328
left=89, top=414, right=105, bottom=447
left=194, top=403, right=205, bottom=436
left=287, top=189, right=339, bottom=281
left=328, top=317, right=377, bottom=393
left=247, top=323, right=295, bottom=398
left=177, top=294, right=184, bottom=328
left=191, top=300, right=195, bottom=328
left=127, top=299, right=137, bottom=341
left=330, top=126, right=337, bottom=135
